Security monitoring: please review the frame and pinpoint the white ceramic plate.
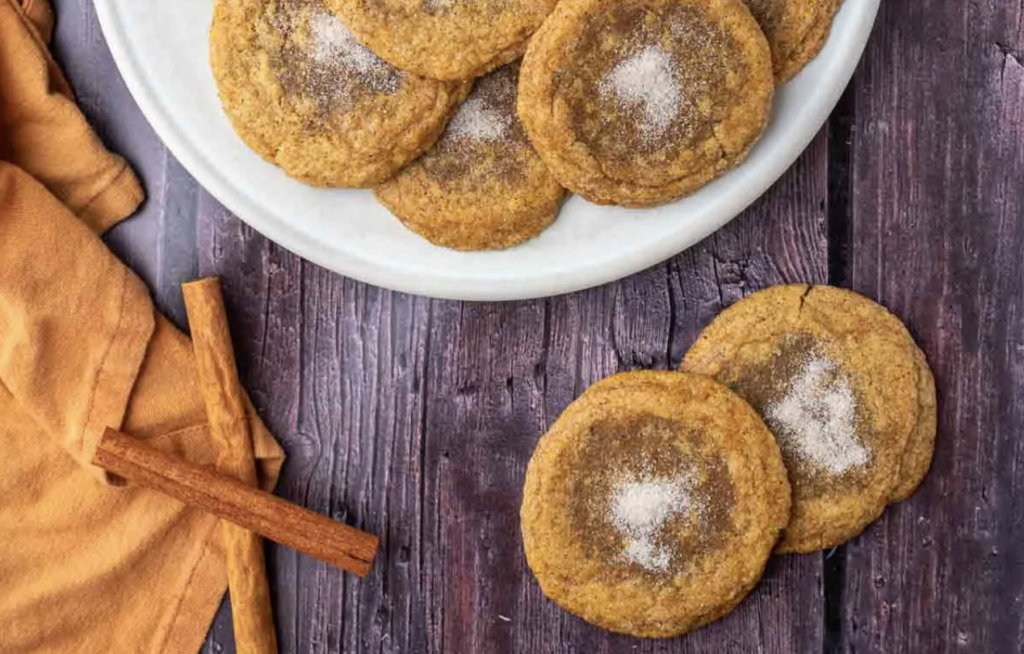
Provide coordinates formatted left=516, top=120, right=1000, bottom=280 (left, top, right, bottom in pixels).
left=94, top=0, right=879, bottom=301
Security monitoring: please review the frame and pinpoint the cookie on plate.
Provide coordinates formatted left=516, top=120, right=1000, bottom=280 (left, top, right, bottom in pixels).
left=324, top=0, right=559, bottom=81
left=681, top=284, right=937, bottom=553
left=743, top=0, right=844, bottom=82
left=210, top=0, right=468, bottom=187
left=517, top=0, right=773, bottom=207
left=521, top=371, right=791, bottom=638
left=375, top=62, right=565, bottom=251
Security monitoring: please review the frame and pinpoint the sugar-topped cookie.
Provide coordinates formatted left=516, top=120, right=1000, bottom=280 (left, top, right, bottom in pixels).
left=681, top=284, right=937, bottom=553
left=517, top=0, right=773, bottom=207
left=521, top=371, right=791, bottom=637
left=210, top=0, right=468, bottom=187
left=744, top=0, right=844, bottom=82
left=374, top=62, right=565, bottom=251
left=324, top=0, right=559, bottom=81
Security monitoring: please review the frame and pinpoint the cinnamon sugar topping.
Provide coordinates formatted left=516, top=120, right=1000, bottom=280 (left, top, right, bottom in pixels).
left=306, top=10, right=401, bottom=96
left=766, top=352, right=870, bottom=475
left=270, top=4, right=403, bottom=113
left=600, top=45, right=681, bottom=144
left=608, top=470, right=697, bottom=571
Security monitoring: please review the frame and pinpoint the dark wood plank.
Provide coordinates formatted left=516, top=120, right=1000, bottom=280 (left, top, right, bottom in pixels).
left=192, top=139, right=828, bottom=654
left=841, top=1, right=1024, bottom=652
left=196, top=199, right=442, bottom=654
left=51, top=0, right=831, bottom=650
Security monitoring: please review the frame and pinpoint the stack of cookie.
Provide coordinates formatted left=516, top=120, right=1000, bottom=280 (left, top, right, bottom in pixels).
left=521, top=285, right=937, bottom=638
left=210, top=0, right=845, bottom=250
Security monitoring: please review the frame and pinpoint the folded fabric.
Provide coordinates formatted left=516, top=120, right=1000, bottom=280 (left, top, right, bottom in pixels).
left=0, top=1, right=284, bottom=652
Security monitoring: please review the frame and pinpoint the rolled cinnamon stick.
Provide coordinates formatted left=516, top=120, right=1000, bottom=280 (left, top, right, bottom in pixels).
left=93, top=427, right=378, bottom=575
left=183, top=277, right=277, bottom=654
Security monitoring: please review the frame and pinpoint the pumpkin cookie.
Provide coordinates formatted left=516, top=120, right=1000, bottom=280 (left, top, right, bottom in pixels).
left=210, top=0, right=467, bottom=187
left=324, top=0, right=558, bottom=81
left=517, top=0, right=773, bottom=207
left=375, top=62, right=565, bottom=251
left=681, top=285, right=937, bottom=553
left=743, top=0, right=844, bottom=82
left=521, top=371, right=790, bottom=637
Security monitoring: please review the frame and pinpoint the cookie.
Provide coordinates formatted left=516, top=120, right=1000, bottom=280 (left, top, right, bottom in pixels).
left=681, top=285, right=937, bottom=553
left=375, top=62, right=565, bottom=251
left=889, top=339, right=937, bottom=502
left=521, top=371, right=791, bottom=638
left=517, top=0, right=774, bottom=208
left=324, top=0, right=558, bottom=81
left=210, top=0, right=468, bottom=187
left=743, top=0, right=844, bottom=82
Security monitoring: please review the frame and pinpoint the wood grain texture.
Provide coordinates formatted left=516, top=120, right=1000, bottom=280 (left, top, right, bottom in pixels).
left=189, top=142, right=828, bottom=653
left=840, top=0, right=1024, bottom=652
left=46, top=0, right=1024, bottom=651
left=50, top=0, right=829, bottom=647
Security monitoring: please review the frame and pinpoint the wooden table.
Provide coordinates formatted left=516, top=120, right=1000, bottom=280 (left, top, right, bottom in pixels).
left=51, top=1, right=1024, bottom=652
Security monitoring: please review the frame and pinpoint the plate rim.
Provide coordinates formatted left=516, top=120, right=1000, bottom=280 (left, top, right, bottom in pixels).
left=93, top=0, right=880, bottom=301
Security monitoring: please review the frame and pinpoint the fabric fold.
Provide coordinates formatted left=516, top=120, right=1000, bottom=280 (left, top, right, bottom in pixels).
left=0, top=1, right=285, bottom=652
left=0, top=159, right=284, bottom=654
left=0, top=0, right=144, bottom=232
left=0, top=162, right=156, bottom=477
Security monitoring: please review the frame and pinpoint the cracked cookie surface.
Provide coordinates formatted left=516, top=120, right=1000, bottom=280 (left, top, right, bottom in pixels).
left=517, top=0, right=773, bottom=207
left=210, top=0, right=467, bottom=187
left=681, top=284, right=937, bottom=553
left=521, top=371, right=791, bottom=637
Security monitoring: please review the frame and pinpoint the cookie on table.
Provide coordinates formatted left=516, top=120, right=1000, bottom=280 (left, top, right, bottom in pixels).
left=743, top=0, right=844, bottom=82
left=324, top=0, right=559, bottom=81
left=375, top=62, right=565, bottom=251
left=210, top=0, right=468, bottom=187
left=517, top=0, right=774, bottom=208
left=681, top=284, right=937, bottom=553
left=521, top=371, right=791, bottom=638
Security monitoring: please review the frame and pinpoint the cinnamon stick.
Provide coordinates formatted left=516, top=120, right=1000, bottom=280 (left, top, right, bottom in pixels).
left=93, top=427, right=378, bottom=575
left=183, top=277, right=277, bottom=654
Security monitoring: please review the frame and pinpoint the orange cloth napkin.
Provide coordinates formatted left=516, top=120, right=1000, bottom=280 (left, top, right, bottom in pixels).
left=0, top=1, right=285, bottom=652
